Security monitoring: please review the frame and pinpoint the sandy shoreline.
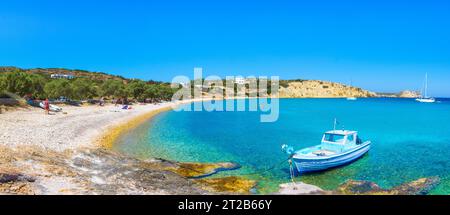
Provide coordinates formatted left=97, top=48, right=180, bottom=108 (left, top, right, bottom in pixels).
left=0, top=102, right=177, bottom=151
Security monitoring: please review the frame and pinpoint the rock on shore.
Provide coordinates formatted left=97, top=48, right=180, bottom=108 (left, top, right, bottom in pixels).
left=335, top=177, right=440, bottom=195
left=278, top=177, right=440, bottom=195
left=277, top=182, right=327, bottom=195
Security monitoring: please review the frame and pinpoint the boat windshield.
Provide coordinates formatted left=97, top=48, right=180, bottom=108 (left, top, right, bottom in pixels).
left=324, top=133, right=346, bottom=143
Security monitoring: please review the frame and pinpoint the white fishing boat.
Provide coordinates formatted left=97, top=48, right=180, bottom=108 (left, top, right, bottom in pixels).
left=282, top=120, right=371, bottom=173
left=416, top=73, right=435, bottom=103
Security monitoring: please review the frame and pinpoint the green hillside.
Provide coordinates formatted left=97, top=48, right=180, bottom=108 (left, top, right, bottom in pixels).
left=0, top=66, right=175, bottom=102
left=0, top=66, right=127, bottom=82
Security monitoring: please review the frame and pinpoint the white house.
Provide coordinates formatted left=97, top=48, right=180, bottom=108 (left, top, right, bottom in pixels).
left=235, top=77, right=246, bottom=85
left=50, top=74, right=75, bottom=79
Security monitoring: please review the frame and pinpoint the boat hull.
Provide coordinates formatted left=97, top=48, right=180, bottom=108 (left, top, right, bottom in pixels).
left=292, top=142, right=370, bottom=173
left=416, top=98, right=435, bottom=103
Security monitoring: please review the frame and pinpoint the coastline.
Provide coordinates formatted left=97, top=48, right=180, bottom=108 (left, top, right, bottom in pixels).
left=0, top=98, right=258, bottom=194
left=97, top=96, right=257, bottom=149
left=96, top=103, right=174, bottom=149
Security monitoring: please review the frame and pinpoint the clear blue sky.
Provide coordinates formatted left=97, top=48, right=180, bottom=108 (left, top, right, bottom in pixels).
left=1, top=0, right=450, bottom=96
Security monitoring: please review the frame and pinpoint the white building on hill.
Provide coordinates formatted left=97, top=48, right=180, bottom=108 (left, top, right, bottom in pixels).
left=50, top=74, right=75, bottom=79
left=235, top=77, right=246, bottom=85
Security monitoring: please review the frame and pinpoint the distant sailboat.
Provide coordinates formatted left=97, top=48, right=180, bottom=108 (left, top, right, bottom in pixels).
left=347, top=79, right=357, bottom=101
left=416, top=73, right=435, bottom=103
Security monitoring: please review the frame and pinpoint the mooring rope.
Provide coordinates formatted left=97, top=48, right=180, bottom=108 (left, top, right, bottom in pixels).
left=288, top=159, right=296, bottom=182
left=238, top=156, right=293, bottom=177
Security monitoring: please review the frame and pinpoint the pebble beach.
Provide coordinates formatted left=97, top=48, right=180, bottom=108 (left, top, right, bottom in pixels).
left=0, top=103, right=175, bottom=151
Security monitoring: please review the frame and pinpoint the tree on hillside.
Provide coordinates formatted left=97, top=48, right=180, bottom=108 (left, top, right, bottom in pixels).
left=2, top=71, right=34, bottom=96
left=126, top=80, right=146, bottom=100
left=100, top=79, right=128, bottom=98
left=143, top=84, right=160, bottom=102
left=0, top=74, right=6, bottom=93
left=114, top=85, right=129, bottom=99
left=71, top=78, right=98, bottom=100
left=158, top=84, right=176, bottom=101
left=29, top=74, right=48, bottom=99
left=44, top=79, right=73, bottom=99
left=100, top=80, right=119, bottom=97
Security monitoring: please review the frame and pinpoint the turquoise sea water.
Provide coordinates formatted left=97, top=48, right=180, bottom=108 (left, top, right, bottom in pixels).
left=114, top=98, right=450, bottom=194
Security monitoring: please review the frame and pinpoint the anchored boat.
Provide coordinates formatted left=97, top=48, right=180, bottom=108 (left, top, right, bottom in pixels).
left=282, top=120, right=371, bottom=173
left=346, top=79, right=358, bottom=101
left=416, top=73, right=435, bottom=103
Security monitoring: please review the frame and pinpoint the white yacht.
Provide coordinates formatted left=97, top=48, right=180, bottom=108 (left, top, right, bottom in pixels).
left=416, top=73, right=435, bottom=103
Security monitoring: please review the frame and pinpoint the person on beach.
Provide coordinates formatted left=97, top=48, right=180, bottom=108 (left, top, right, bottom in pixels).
left=44, top=98, right=50, bottom=115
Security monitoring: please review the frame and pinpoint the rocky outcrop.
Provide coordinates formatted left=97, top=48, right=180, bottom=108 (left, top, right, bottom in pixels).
left=398, top=90, right=420, bottom=98
left=0, top=146, right=254, bottom=195
left=0, top=168, right=36, bottom=195
left=195, top=176, right=257, bottom=194
left=335, top=177, right=440, bottom=195
left=0, top=171, right=35, bottom=183
left=279, top=80, right=377, bottom=98
left=277, top=177, right=440, bottom=195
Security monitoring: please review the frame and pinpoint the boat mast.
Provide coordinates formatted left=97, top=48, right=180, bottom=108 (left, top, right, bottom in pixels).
left=334, top=118, right=337, bottom=131
left=424, top=73, right=428, bottom=98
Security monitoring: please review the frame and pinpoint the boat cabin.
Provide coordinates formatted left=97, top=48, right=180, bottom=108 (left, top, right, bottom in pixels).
left=320, top=130, right=360, bottom=153
left=294, top=129, right=367, bottom=158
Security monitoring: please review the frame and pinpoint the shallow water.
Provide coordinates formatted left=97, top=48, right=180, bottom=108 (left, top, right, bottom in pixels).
left=114, top=98, right=450, bottom=194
